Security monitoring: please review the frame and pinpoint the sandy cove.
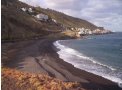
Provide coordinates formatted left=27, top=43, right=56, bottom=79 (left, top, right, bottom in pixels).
left=2, top=38, right=121, bottom=90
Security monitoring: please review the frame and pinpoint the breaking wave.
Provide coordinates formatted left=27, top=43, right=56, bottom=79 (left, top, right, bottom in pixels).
left=54, top=40, right=122, bottom=88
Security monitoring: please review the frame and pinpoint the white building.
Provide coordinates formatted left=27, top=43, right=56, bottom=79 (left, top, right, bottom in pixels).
left=52, top=19, right=57, bottom=23
left=88, top=30, right=92, bottom=34
left=71, top=28, right=74, bottom=31
left=21, top=8, right=27, bottom=12
left=21, top=7, right=33, bottom=13
left=35, top=13, right=48, bottom=21
left=93, top=29, right=101, bottom=34
left=28, top=8, right=33, bottom=12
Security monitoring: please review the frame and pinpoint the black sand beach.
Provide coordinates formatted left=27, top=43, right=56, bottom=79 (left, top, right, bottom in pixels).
left=2, top=38, right=121, bottom=90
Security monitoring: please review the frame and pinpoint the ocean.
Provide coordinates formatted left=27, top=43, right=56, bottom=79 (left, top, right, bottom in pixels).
left=54, top=32, right=122, bottom=87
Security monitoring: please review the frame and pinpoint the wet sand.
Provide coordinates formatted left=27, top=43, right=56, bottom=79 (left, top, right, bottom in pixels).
left=3, top=39, right=121, bottom=90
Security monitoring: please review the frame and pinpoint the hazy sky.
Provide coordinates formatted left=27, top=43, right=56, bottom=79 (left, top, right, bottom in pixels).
left=20, top=0, right=122, bottom=32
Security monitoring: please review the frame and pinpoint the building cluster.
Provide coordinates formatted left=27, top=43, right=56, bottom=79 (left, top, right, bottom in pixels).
left=67, top=27, right=111, bottom=35
left=20, top=7, right=111, bottom=36
left=21, top=7, right=49, bottom=21
left=21, top=7, right=33, bottom=13
left=21, top=7, right=58, bottom=23
left=92, top=29, right=111, bottom=34
left=80, top=28, right=111, bottom=35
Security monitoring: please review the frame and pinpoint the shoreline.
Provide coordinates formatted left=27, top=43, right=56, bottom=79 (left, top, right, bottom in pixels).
left=53, top=38, right=122, bottom=87
left=2, top=38, right=121, bottom=90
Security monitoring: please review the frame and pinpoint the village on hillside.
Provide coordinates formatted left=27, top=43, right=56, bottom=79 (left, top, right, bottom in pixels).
left=21, top=7, right=111, bottom=37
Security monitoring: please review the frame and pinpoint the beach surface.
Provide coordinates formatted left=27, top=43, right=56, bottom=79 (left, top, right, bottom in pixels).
left=2, top=39, right=121, bottom=90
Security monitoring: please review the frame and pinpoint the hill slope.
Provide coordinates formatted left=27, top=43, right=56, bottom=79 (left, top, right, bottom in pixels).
left=41, top=8, right=97, bottom=29
left=2, top=0, right=99, bottom=40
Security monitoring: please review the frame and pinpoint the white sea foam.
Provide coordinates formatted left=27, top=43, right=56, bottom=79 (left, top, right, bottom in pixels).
left=54, top=41, right=116, bottom=71
left=53, top=40, right=122, bottom=88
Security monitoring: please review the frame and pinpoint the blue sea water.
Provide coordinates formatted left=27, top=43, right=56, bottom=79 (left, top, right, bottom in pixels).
left=54, top=32, right=122, bottom=87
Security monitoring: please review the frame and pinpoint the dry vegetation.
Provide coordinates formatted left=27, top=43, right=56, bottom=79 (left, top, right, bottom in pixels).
left=2, top=68, right=85, bottom=90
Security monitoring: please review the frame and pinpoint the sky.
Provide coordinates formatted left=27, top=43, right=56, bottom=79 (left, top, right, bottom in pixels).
left=20, top=0, right=122, bottom=32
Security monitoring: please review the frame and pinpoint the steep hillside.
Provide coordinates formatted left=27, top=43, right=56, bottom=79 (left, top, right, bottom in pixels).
left=1, top=0, right=62, bottom=40
left=1, top=0, right=99, bottom=40
left=40, top=8, right=97, bottom=30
